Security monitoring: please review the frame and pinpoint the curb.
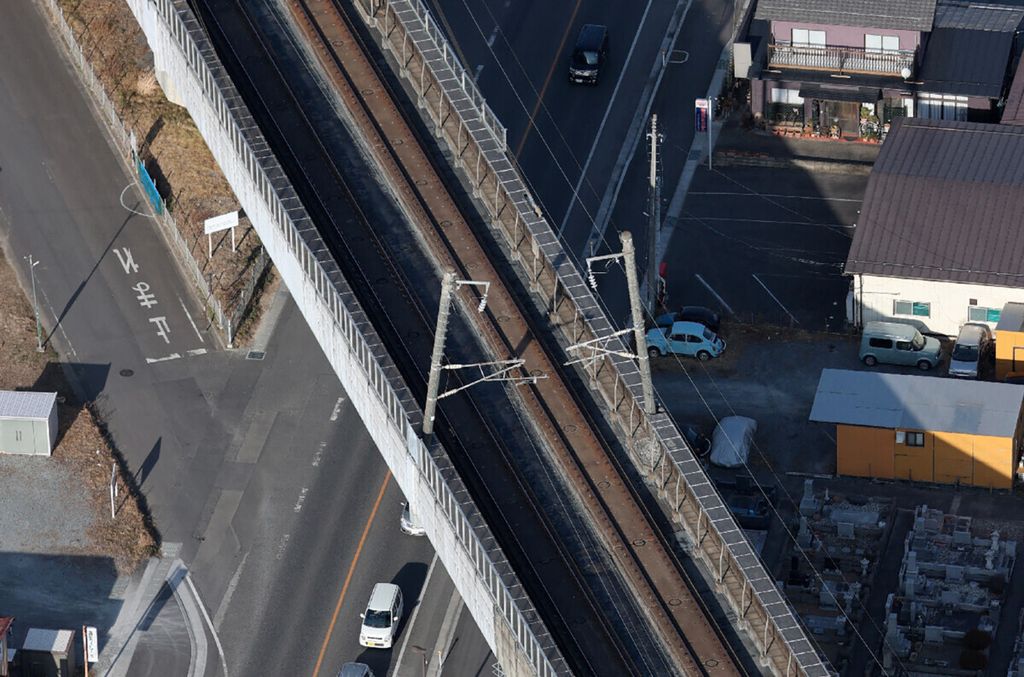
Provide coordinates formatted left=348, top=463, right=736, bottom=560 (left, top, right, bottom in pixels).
left=712, top=150, right=874, bottom=174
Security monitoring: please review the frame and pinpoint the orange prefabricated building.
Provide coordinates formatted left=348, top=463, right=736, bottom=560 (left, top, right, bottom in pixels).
left=996, top=302, right=1024, bottom=381
left=809, top=369, right=1024, bottom=489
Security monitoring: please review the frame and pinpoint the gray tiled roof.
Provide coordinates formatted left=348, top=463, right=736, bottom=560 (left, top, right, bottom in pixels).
left=934, top=1, right=1024, bottom=32
left=0, top=390, right=56, bottom=420
left=755, top=0, right=938, bottom=31
left=810, top=369, right=1024, bottom=437
left=918, top=27, right=1015, bottom=97
left=845, top=118, right=1024, bottom=287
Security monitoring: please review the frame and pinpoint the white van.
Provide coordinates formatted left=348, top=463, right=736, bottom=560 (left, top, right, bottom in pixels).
left=359, top=583, right=403, bottom=649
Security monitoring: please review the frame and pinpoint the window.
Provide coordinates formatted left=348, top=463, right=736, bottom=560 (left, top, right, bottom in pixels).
left=904, top=432, right=925, bottom=447
left=869, top=337, right=893, bottom=349
left=896, top=341, right=912, bottom=351
left=687, top=335, right=702, bottom=343
left=770, top=88, right=804, bottom=104
left=918, top=93, right=968, bottom=121
left=865, top=34, right=900, bottom=53
left=968, top=306, right=1002, bottom=323
left=894, top=300, right=930, bottom=317
left=792, top=28, right=825, bottom=47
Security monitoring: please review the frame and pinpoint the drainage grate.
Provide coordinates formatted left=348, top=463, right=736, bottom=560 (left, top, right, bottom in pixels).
left=246, top=350, right=266, bottom=361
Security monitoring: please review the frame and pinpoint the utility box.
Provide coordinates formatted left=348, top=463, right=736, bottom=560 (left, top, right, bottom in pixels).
left=18, top=629, right=76, bottom=677
left=0, top=391, right=58, bottom=456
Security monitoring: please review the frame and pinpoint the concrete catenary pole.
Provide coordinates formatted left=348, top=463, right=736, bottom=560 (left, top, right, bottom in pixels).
left=621, top=232, right=656, bottom=415
left=646, top=114, right=660, bottom=313
left=423, top=270, right=458, bottom=435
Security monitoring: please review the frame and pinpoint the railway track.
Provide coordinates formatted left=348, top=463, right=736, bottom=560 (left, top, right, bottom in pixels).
left=192, top=0, right=647, bottom=673
left=193, top=0, right=747, bottom=673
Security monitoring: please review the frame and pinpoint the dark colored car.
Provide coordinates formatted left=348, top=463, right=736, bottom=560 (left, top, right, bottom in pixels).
left=726, top=494, right=772, bottom=530
left=680, top=423, right=711, bottom=457
left=655, top=306, right=721, bottom=334
left=569, top=24, right=608, bottom=84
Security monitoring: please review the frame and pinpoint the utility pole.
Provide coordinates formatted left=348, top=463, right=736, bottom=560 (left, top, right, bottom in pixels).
left=422, top=271, right=541, bottom=436
left=646, top=114, right=661, bottom=313
left=423, top=270, right=457, bottom=436
left=25, top=254, right=43, bottom=352
left=621, top=232, right=656, bottom=415
left=571, top=231, right=656, bottom=415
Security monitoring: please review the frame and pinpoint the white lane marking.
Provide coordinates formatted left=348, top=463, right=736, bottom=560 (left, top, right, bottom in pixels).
left=187, top=348, right=208, bottom=357
left=293, top=487, right=308, bottom=513
left=145, top=353, right=182, bottom=364
left=275, top=533, right=290, bottom=560
left=694, top=274, right=734, bottom=316
left=687, top=191, right=862, bottom=202
left=329, top=396, right=345, bottom=422
left=178, top=295, right=205, bottom=343
left=557, top=0, right=656, bottom=238
left=474, top=63, right=485, bottom=78
left=752, top=273, right=799, bottom=325
left=114, top=247, right=139, bottom=275
left=118, top=183, right=156, bottom=218
left=486, top=25, right=499, bottom=47
left=312, top=441, right=326, bottom=467
left=680, top=216, right=854, bottom=229
left=394, top=553, right=440, bottom=673
left=183, top=571, right=229, bottom=677
left=212, top=550, right=249, bottom=631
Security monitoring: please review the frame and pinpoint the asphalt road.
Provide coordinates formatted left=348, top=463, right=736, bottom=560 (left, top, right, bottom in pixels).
left=0, top=3, right=488, bottom=676
left=667, top=164, right=865, bottom=330
left=428, top=0, right=683, bottom=257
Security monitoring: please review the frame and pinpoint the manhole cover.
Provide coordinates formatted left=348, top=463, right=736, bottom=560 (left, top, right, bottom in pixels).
left=247, top=351, right=266, bottom=361
left=393, top=138, right=404, bottom=146
left=633, top=538, right=647, bottom=547
left=597, top=480, right=611, bottom=489
left=529, top=369, right=543, bottom=377
left=361, top=88, right=374, bottom=96
left=119, top=369, right=134, bottom=377
left=668, top=598, right=682, bottom=607
left=497, top=315, right=510, bottom=322
left=563, top=424, right=577, bottom=433
left=415, top=179, right=429, bottom=186
left=440, top=220, right=452, bottom=228
left=705, top=660, right=720, bottom=668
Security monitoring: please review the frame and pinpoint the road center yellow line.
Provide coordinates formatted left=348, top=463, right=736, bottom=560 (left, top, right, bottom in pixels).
left=514, top=0, right=583, bottom=159
left=311, top=471, right=392, bottom=677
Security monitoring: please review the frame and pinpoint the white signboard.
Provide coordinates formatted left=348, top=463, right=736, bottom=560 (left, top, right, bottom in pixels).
left=204, top=210, right=239, bottom=234
left=85, top=626, right=98, bottom=662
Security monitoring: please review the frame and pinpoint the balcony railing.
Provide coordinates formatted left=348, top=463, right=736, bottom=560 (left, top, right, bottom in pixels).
left=768, top=40, right=915, bottom=77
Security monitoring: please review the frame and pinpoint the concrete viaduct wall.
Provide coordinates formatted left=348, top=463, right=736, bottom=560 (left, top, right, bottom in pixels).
left=353, top=1, right=832, bottom=675
left=121, top=0, right=566, bottom=675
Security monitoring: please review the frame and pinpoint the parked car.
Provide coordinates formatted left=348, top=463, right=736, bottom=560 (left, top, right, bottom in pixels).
left=859, top=321, right=942, bottom=370
left=680, top=422, right=711, bottom=457
left=726, top=494, right=772, bottom=530
left=359, top=583, right=403, bottom=649
left=338, top=663, right=375, bottom=677
left=655, top=306, right=721, bottom=334
left=710, top=416, right=757, bottom=468
left=645, top=321, right=725, bottom=361
left=568, top=24, right=608, bottom=84
left=400, top=502, right=426, bottom=536
left=948, top=323, right=992, bottom=379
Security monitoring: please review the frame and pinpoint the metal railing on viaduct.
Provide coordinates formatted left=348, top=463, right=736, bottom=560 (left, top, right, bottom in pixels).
left=122, top=0, right=568, bottom=675
left=353, top=1, right=831, bottom=676
left=122, top=0, right=831, bottom=674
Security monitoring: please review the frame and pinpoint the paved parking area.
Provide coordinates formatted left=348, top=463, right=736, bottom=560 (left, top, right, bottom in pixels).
left=662, top=157, right=868, bottom=332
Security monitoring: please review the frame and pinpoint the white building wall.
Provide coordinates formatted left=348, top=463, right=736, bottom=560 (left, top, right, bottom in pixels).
left=853, top=273, right=1024, bottom=336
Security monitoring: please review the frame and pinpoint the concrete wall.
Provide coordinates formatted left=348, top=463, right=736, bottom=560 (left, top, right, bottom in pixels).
left=851, top=273, right=1024, bottom=337
left=118, top=1, right=563, bottom=675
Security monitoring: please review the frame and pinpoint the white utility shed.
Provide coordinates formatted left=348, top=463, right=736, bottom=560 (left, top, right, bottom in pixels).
left=0, top=390, right=58, bottom=456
